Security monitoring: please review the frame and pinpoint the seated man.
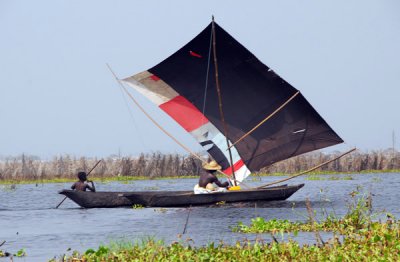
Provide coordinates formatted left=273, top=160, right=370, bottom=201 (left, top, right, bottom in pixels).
left=194, top=160, right=229, bottom=194
left=71, top=171, right=96, bottom=192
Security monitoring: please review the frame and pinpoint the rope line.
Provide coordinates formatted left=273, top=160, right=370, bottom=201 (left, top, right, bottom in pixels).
left=201, top=25, right=213, bottom=120
left=117, top=82, right=147, bottom=149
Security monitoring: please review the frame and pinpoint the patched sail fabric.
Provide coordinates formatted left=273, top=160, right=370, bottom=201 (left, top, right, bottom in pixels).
left=123, top=22, right=343, bottom=181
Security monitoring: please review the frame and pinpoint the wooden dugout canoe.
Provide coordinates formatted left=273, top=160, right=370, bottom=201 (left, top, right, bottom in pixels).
left=59, top=184, right=304, bottom=208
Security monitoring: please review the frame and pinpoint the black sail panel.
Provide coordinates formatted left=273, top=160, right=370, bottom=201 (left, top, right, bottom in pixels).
left=142, top=22, right=343, bottom=172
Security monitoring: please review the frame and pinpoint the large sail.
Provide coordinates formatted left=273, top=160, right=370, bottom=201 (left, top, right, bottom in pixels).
left=123, top=22, right=343, bottom=181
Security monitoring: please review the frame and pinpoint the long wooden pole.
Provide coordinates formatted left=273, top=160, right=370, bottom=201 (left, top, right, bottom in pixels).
left=56, top=159, right=102, bottom=209
left=228, top=91, right=300, bottom=150
left=257, top=148, right=356, bottom=188
left=211, top=17, right=237, bottom=186
left=106, top=64, right=250, bottom=188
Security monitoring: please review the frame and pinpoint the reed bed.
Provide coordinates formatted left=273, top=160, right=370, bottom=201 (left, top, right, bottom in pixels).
left=0, top=153, right=202, bottom=182
left=0, top=149, right=399, bottom=182
left=262, top=149, right=400, bottom=174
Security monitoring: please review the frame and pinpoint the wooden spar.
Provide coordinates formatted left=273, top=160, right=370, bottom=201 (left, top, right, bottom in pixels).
left=228, top=91, right=300, bottom=150
left=106, top=64, right=251, bottom=189
left=56, top=159, right=102, bottom=208
left=257, top=148, right=356, bottom=188
left=211, top=16, right=237, bottom=186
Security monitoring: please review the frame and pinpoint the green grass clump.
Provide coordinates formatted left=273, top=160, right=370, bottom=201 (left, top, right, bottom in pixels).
left=233, top=191, right=374, bottom=235
left=55, top=222, right=400, bottom=262
left=132, top=204, right=144, bottom=209
left=1, top=168, right=399, bottom=185
left=259, top=169, right=400, bottom=177
left=56, top=192, right=400, bottom=262
left=0, top=175, right=199, bottom=185
left=0, top=248, right=25, bottom=258
left=305, top=174, right=353, bottom=181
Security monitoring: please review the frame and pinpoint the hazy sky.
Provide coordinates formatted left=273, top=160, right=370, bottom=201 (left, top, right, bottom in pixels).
left=1, top=0, right=399, bottom=158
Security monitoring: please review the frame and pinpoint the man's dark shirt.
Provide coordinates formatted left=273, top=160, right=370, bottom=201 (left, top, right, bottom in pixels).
left=198, top=171, right=229, bottom=188
left=71, top=181, right=95, bottom=192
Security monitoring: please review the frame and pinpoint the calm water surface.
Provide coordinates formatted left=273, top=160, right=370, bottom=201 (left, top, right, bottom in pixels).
left=1, top=173, right=399, bottom=261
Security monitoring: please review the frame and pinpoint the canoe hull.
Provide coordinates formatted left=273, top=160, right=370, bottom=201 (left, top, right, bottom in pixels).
left=59, top=184, right=304, bottom=208
left=59, top=191, right=133, bottom=208
left=126, top=184, right=305, bottom=207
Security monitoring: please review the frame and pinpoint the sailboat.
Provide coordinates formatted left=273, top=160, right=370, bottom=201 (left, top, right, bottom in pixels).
left=60, top=19, right=343, bottom=208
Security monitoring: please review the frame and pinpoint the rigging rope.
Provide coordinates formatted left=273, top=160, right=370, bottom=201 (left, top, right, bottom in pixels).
left=117, top=81, right=147, bottom=149
left=201, top=25, right=214, bottom=121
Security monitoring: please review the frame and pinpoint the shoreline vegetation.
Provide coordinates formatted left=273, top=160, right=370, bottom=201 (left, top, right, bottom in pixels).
left=0, top=150, right=399, bottom=184
left=51, top=191, right=400, bottom=261
left=0, top=169, right=399, bottom=185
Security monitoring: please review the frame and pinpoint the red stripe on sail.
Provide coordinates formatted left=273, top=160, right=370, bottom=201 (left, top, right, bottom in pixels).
left=189, top=51, right=202, bottom=58
left=150, top=75, right=160, bottom=81
left=223, top=160, right=245, bottom=175
left=159, top=95, right=209, bottom=132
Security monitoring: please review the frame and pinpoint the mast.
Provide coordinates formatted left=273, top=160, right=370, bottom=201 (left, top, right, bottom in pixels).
left=211, top=16, right=237, bottom=185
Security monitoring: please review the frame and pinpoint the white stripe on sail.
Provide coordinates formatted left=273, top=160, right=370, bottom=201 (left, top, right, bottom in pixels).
left=123, top=71, right=178, bottom=106
left=191, top=122, right=251, bottom=182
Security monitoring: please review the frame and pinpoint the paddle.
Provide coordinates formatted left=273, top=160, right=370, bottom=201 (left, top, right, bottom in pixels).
left=56, top=159, right=102, bottom=209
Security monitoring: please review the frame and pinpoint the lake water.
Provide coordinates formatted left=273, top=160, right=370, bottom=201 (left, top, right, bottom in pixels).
left=1, top=173, right=399, bottom=261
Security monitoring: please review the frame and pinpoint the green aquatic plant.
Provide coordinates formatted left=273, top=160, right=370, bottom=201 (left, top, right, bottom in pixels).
left=371, top=176, right=382, bottom=183
left=144, top=186, right=160, bottom=190
left=0, top=248, right=26, bottom=258
left=132, top=204, right=144, bottom=209
left=305, top=174, right=353, bottom=181
left=57, top=222, right=400, bottom=262
left=250, top=176, right=262, bottom=182
left=14, top=248, right=26, bottom=257
left=0, top=184, right=17, bottom=191
left=0, top=168, right=397, bottom=185
left=154, top=208, right=168, bottom=213
left=327, top=175, right=353, bottom=180
left=84, top=245, right=109, bottom=257
left=233, top=218, right=303, bottom=234
left=0, top=174, right=200, bottom=185
left=57, top=188, right=400, bottom=261
left=233, top=190, right=376, bottom=235
left=306, top=175, right=325, bottom=181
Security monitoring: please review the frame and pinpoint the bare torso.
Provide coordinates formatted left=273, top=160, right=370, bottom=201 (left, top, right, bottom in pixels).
left=198, top=171, right=229, bottom=188
left=71, top=181, right=95, bottom=192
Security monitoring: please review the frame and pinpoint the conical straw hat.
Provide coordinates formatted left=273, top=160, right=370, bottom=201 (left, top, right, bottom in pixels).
left=202, top=160, right=222, bottom=171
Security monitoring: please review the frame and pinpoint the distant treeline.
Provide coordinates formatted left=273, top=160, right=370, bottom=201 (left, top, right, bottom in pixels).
left=0, top=149, right=399, bottom=181
left=0, top=153, right=203, bottom=181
